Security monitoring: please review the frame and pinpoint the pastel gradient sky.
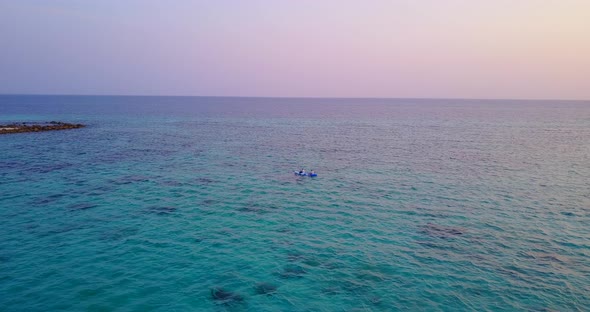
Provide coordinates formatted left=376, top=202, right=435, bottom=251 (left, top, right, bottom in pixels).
left=1, top=0, right=589, bottom=99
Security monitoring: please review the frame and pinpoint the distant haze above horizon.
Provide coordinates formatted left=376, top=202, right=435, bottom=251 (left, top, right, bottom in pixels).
left=1, top=1, right=589, bottom=100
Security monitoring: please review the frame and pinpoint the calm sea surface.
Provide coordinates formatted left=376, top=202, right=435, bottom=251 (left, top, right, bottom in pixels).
left=1, top=95, right=589, bottom=311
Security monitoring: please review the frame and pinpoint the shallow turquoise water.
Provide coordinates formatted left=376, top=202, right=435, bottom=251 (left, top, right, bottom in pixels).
left=1, top=96, right=589, bottom=311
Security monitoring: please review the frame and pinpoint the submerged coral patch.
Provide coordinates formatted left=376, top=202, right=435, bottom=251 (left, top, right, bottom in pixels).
left=254, top=282, right=278, bottom=295
left=210, top=287, right=245, bottom=305
left=146, top=206, right=177, bottom=215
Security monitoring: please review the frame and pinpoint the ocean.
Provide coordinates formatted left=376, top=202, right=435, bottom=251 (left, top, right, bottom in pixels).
left=1, top=95, right=589, bottom=311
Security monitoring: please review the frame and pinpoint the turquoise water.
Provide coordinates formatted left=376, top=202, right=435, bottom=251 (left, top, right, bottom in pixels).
left=1, top=95, right=589, bottom=311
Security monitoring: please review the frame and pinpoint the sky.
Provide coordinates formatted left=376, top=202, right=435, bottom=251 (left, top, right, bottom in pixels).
left=0, top=0, right=589, bottom=100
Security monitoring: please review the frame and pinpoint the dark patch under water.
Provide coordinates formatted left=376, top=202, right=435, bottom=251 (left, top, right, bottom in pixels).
left=277, top=264, right=307, bottom=279
left=68, top=202, right=97, bottom=211
left=31, top=193, right=66, bottom=206
left=145, top=206, right=177, bottom=215
left=254, top=282, right=278, bottom=295
left=421, top=223, right=466, bottom=238
left=112, top=175, right=151, bottom=185
left=210, top=287, right=245, bottom=305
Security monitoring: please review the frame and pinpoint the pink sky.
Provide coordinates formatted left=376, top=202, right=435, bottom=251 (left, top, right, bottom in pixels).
left=0, top=0, right=589, bottom=99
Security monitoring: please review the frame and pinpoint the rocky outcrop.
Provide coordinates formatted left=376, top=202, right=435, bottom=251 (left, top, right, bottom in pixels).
left=0, top=121, right=85, bottom=134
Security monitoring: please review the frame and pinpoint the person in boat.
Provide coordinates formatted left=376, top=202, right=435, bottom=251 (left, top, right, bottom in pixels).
left=299, top=169, right=304, bottom=175
left=301, top=169, right=307, bottom=175
left=310, top=170, right=315, bottom=175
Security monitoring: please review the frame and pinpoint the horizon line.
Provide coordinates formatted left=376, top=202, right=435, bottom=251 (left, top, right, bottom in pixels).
left=0, top=93, right=588, bottom=102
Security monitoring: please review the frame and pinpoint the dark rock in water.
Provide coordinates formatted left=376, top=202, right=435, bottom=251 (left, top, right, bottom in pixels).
left=254, top=282, right=278, bottom=295
left=202, top=199, right=216, bottom=205
left=321, top=286, right=341, bottom=295
left=368, top=296, right=382, bottom=305
left=321, top=261, right=342, bottom=270
left=238, top=206, right=264, bottom=213
left=416, top=240, right=447, bottom=250
left=356, top=269, right=386, bottom=283
left=422, top=223, right=465, bottom=238
left=278, top=264, right=306, bottom=279
left=68, top=203, right=97, bottom=211
left=147, top=206, right=177, bottom=215
left=210, top=287, right=244, bottom=304
left=195, top=177, right=215, bottom=185
left=159, top=180, right=183, bottom=187
left=86, top=185, right=114, bottom=196
left=30, top=163, right=73, bottom=174
left=211, top=287, right=234, bottom=300
left=114, top=175, right=150, bottom=185
left=0, top=122, right=85, bottom=135
left=238, top=201, right=274, bottom=213
left=287, top=252, right=306, bottom=262
left=217, top=228, right=233, bottom=236
left=31, top=193, right=65, bottom=206
left=44, top=224, right=87, bottom=236
left=341, top=279, right=369, bottom=293
left=303, top=258, right=321, bottom=267
left=31, top=198, right=52, bottom=206
left=101, top=227, right=138, bottom=241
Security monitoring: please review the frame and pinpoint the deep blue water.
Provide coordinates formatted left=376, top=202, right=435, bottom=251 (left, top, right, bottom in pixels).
left=1, top=95, right=589, bottom=311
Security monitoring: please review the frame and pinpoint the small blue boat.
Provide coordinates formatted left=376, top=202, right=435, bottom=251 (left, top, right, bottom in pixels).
left=293, top=171, right=317, bottom=177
